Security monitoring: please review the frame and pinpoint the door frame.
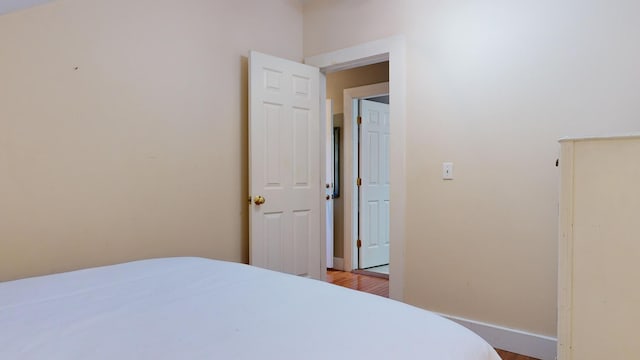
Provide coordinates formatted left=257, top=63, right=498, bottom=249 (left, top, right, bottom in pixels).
left=344, top=83, right=390, bottom=271
left=305, top=35, right=406, bottom=301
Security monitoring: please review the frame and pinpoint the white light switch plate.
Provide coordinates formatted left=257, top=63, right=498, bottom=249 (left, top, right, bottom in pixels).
left=442, top=162, right=454, bottom=180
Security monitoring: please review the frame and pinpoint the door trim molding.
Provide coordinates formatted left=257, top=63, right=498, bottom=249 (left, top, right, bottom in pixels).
left=305, top=35, right=407, bottom=301
left=331, top=257, right=344, bottom=271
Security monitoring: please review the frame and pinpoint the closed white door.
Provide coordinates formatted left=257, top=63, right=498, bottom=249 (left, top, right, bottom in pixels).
left=249, top=51, right=321, bottom=279
left=359, top=99, right=390, bottom=269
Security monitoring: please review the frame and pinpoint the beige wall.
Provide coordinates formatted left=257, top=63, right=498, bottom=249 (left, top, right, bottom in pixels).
left=304, top=0, right=640, bottom=336
left=326, top=62, right=389, bottom=115
left=326, top=62, right=389, bottom=258
left=0, top=0, right=303, bottom=281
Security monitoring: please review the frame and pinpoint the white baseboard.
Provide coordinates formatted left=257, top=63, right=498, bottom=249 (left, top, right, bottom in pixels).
left=439, top=313, right=557, bottom=360
left=332, top=257, right=344, bottom=271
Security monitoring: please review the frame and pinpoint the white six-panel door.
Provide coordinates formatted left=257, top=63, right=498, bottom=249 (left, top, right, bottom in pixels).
left=359, top=99, right=390, bottom=269
left=249, top=51, right=321, bottom=279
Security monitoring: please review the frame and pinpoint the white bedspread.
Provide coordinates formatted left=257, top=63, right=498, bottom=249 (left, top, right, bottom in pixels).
left=0, top=257, right=501, bottom=359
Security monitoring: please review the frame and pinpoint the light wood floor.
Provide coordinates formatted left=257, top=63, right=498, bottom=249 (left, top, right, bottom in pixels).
left=326, top=269, right=388, bottom=297
left=494, top=348, right=539, bottom=360
left=326, top=270, right=539, bottom=360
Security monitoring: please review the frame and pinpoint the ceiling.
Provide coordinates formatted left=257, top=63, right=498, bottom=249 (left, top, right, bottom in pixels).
left=0, top=0, right=313, bottom=16
left=0, top=0, right=55, bottom=15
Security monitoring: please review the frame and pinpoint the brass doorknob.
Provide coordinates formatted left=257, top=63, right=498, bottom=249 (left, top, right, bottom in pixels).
left=254, top=195, right=266, bottom=205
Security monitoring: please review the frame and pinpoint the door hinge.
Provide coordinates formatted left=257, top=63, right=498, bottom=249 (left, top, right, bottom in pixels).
left=356, top=177, right=362, bottom=187
left=357, top=239, right=362, bottom=248
left=357, top=116, right=362, bottom=125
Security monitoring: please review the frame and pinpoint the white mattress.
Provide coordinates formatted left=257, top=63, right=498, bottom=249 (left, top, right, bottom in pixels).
left=0, top=257, right=501, bottom=359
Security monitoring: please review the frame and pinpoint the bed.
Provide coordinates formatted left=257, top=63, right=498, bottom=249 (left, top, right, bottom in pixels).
left=0, top=257, right=501, bottom=359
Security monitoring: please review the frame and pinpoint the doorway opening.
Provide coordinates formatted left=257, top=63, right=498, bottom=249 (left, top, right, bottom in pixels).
left=324, top=63, right=390, bottom=278
left=247, top=36, right=406, bottom=300
left=306, top=35, right=407, bottom=300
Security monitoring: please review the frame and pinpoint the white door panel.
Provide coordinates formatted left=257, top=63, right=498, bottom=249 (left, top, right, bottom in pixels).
left=360, top=99, right=390, bottom=269
left=325, top=100, right=334, bottom=269
left=249, top=51, right=321, bottom=279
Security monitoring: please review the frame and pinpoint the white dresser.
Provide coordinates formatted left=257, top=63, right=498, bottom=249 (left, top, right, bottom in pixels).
left=558, top=135, right=640, bottom=359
